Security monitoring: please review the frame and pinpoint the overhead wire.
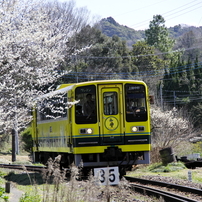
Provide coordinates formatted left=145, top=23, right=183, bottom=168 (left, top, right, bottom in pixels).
left=115, top=0, right=167, bottom=17
left=113, top=1, right=202, bottom=103
left=164, top=2, right=202, bottom=23
left=130, top=0, right=197, bottom=27
left=130, top=0, right=202, bottom=29
left=66, top=49, right=202, bottom=80
left=62, top=61, right=202, bottom=81
left=70, top=45, right=201, bottom=60
left=64, top=45, right=202, bottom=80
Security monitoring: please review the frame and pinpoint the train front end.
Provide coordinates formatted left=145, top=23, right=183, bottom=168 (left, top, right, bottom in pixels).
left=72, top=80, right=151, bottom=176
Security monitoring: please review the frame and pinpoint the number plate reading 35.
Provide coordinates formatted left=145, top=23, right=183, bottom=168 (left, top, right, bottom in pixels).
left=94, top=167, right=119, bottom=185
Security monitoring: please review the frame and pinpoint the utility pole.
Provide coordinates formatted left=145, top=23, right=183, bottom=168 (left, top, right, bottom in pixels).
left=160, top=82, right=163, bottom=109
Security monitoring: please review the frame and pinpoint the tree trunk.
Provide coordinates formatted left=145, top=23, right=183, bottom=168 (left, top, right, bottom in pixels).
left=12, top=129, right=16, bottom=162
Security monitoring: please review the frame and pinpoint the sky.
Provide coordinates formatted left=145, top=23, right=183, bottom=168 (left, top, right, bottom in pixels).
left=59, top=0, right=202, bottom=30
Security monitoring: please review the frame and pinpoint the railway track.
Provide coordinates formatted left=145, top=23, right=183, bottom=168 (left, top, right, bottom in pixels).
left=125, top=176, right=202, bottom=202
left=1, top=164, right=202, bottom=201
left=0, top=163, right=46, bottom=172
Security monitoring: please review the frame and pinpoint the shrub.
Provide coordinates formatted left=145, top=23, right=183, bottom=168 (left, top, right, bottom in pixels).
left=147, top=162, right=186, bottom=173
left=0, top=187, right=9, bottom=202
left=20, top=127, right=33, bottom=153
left=20, top=192, right=41, bottom=202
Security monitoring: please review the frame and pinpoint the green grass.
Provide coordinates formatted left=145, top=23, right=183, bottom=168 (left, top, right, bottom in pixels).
left=147, top=162, right=186, bottom=172
left=0, top=171, right=9, bottom=202
left=127, top=162, right=202, bottom=184
left=0, top=187, right=9, bottom=202
left=20, top=191, right=41, bottom=202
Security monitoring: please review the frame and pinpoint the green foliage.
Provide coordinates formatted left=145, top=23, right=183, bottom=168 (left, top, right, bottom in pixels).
left=147, top=162, right=186, bottom=173
left=5, top=171, right=44, bottom=186
left=162, top=57, right=202, bottom=128
left=145, top=15, right=175, bottom=53
left=0, top=171, right=6, bottom=179
left=0, top=187, right=9, bottom=202
left=64, top=26, right=133, bottom=82
left=131, top=41, right=164, bottom=73
left=20, top=127, right=33, bottom=153
left=192, top=141, right=202, bottom=155
left=100, top=17, right=202, bottom=50
left=99, top=17, right=145, bottom=47
left=20, top=192, right=41, bottom=202
left=0, top=133, right=11, bottom=153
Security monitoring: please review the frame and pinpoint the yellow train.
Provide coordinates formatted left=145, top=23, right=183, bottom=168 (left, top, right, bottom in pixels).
left=32, top=80, right=151, bottom=177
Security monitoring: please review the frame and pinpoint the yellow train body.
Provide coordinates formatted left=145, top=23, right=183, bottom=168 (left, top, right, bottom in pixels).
left=32, top=80, right=151, bottom=170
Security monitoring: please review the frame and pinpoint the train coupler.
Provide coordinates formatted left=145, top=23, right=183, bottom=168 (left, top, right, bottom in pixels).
left=103, top=147, right=122, bottom=160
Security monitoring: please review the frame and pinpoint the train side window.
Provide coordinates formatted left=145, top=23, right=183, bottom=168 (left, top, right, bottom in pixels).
left=125, top=84, right=147, bottom=122
left=37, top=94, right=68, bottom=121
left=75, top=85, right=97, bottom=124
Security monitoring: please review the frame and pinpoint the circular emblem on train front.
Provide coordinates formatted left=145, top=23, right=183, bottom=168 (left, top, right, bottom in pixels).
left=104, top=116, right=119, bottom=131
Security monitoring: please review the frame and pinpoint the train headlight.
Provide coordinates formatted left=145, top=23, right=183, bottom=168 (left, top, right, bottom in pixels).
left=86, top=128, right=93, bottom=134
left=80, top=128, right=93, bottom=134
left=131, top=126, right=145, bottom=132
left=131, top=126, right=138, bottom=132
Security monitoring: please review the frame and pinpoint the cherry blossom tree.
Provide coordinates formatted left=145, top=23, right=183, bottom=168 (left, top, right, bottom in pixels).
left=0, top=0, right=90, bottom=159
left=150, top=106, right=199, bottom=163
left=151, top=106, right=196, bottom=148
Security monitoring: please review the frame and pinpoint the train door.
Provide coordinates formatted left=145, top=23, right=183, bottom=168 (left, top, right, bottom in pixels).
left=98, top=84, right=124, bottom=145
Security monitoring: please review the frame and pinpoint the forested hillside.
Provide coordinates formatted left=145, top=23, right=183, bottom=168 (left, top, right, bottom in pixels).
left=99, top=17, right=202, bottom=50
left=99, top=17, right=145, bottom=47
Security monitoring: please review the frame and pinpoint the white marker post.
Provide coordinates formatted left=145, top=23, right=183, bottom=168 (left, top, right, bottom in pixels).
left=188, top=170, right=192, bottom=182
left=94, top=166, right=120, bottom=185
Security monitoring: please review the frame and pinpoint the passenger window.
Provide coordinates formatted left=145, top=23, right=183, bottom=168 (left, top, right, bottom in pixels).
left=37, top=94, right=67, bottom=121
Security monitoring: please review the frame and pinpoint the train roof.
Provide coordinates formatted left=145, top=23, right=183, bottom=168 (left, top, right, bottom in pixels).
left=58, top=79, right=146, bottom=89
left=37, top=79, right=147, bottom=101
left=36, top=84, right=75, bottom=100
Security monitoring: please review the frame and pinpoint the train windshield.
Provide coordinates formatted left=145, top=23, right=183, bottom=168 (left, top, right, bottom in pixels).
left=103, top=92, right=118, bottom=115
left=125, top=84, right=147, bottom=122
left=75, top=85, right=97, bottom=124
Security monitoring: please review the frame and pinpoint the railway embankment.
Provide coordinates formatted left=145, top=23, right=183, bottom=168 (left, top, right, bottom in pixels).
left=1, top=154, right=202, bottom=202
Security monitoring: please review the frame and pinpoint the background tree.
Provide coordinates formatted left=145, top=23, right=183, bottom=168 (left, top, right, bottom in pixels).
left=131, top=41, right=164, bottom=73
left=176, top=30, right=200, bottom=62
left=145, top=14, right=180, bottom=66
left=0, top=0, right=90, bottom=159
left=162, top=56, right=202, bottom=128
left=64, top=27, right=132, bottom=82
left=151, top=106, right=197, bottom=148
left=145, top=15, right=175, bottom=53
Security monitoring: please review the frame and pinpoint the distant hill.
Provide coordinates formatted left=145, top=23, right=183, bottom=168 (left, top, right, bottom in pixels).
left=99, top=17, right=145, bottom=47
left=99, top=17, right=202, bottom=47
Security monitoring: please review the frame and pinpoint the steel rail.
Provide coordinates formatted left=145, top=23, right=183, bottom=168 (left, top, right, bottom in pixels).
left=125, top=176, right=202, bottom=195
left=0, top=164, right=46, bottom=172
left=130, top=183, right=198, bottom=202
left=125, top=176, right=202, bottom=202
